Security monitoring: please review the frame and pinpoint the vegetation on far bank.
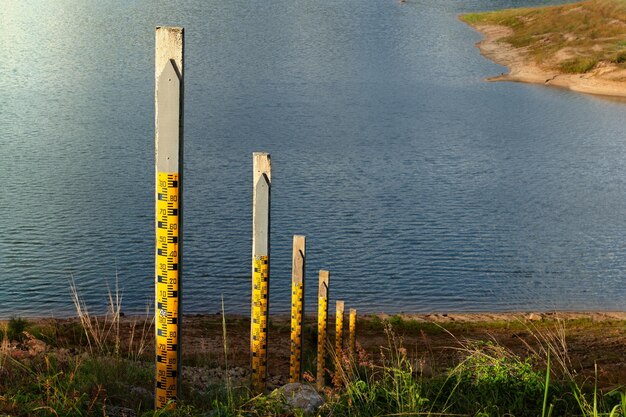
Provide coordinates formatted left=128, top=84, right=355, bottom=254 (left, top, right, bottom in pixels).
left=461, top=0, right=626, bottom=74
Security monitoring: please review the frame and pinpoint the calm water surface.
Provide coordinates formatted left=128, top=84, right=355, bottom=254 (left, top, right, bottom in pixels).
left=1, top=0, right=625, bottom=318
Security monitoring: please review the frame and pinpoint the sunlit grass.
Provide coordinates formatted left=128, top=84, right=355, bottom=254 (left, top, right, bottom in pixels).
left=1, top=291, right=625, bottom=416
left=461, top=0, right=626, bottom=73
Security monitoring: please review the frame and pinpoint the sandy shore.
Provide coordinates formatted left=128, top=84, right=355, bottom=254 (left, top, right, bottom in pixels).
left=378, top=310, right=626, bottom=322
left=469, top=24, right=626, bottom=98
left=6, top=310, right=625, bottom=324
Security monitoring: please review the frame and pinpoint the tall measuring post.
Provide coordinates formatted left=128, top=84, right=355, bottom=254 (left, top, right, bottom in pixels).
left=251, top=152, right=271, bottom=393
left=317, top=270, right=330, bottom=390
left=335, top=300, right=344, bottom=362
left=348, top=308, right=357, bottom=358
left=154, top=26, right=184, bottom=409
left=289, top=235, right=306, bottom=383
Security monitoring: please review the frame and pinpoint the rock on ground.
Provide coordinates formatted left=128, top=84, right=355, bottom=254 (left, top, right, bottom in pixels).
left=272, top=382, right=324, bottom=415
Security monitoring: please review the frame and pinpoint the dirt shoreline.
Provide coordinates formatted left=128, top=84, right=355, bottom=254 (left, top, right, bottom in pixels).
left=373, top=310, right=626, bottom=322
left=3, top=311, right=625, bottom=389
left=5, top=310, right=625, bottom=323
left=468, top=23, right=626, bottom=98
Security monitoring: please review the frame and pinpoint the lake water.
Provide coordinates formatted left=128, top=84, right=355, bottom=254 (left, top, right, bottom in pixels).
left=1, top=0, right=625, bottom=318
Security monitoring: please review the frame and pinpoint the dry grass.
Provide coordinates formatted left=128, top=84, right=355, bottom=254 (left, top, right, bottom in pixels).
left=127, top=304, right=154, bottom=361
left=461, top=0, right=626, bottom=73
left=69, top=274, right=153, bottom=358
left=0, top=323, right=9, bottom=369
left=69, top=274, right=121, bottom=355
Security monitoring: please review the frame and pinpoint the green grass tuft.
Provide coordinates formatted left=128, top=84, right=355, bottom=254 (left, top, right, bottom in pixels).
left=560, top=56, right=598, bottom=73
left=0, top=316, right=30, bottom=342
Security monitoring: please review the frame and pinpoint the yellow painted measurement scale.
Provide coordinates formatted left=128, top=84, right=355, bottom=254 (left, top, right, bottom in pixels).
left=335, top=300, right=344, bottom=361
left=348, top=308, right=357, bottom=357
left=155, top=172, right=180, bottom=407
left=289, top=235, right=305, bottom=383
left=289, top=279, right=303, bottom=381
left=317, top=270, right=329, bottom=390
left=251, top=255, right=269, bottom=392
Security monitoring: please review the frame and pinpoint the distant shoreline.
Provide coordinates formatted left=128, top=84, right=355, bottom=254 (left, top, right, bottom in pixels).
left=467, top=23, right=626, bottom=99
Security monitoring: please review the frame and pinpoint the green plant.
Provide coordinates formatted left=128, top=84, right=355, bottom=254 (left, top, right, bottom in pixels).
left=330, top=323, right=428, bottom=417
left=461, top=12, right=488, bottom=25
left=560, top=57, right=598, bottom=73
left=0, top=355, right=101, bottom=417
left=432, top=341, right=548, bottom=417
left=221, top=295, right=234, bottom=410
left=387, top=315, right=445, bottom=334
left=542, top=352, right=554, bottom=417
left=34, top=356, right=97, bottom=417
left=611, top=50, right=626, bottom=63
left=565, top=363, right=626, bottom=417
left=1, top=316, right=29, bottom=342
left=607, top=389, right=626, bottom=417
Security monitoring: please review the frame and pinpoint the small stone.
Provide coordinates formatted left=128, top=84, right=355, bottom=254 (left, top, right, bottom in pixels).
left=106, top=405, right=137, bottom=417
left=267, top=374, right=287, bottom=390
left=526, top=313, right=542, bottom=322
left=273, top=382, right=324, bottom=415
left=26, top=338, right=47, bottom=356
left=130, top=385, right=152, bottom=399
left=418, top=359, right=433, bottom=378
left=53, top=348, right=71, bottom=362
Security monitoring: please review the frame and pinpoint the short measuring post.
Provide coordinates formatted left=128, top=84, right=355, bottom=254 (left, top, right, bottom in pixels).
left=317, top=270, right=330, bottom=390
left=335, top=300, right=344, bottom=362
left=348, top=308, right=357, bottom=358
left=251, top=152, right=271, bottom=394
left=289, top=235, right=306, bottom=383
left=154, top=26, right=184, bottom=410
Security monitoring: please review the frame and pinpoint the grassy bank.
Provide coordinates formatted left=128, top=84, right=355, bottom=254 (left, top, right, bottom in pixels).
left=1, top=312, right=626, bottom=416
left=461, top=0, right=626, bottom=74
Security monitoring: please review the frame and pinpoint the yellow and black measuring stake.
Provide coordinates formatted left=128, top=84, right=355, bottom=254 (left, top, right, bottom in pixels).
left=155, top=26, right=184, bottom=410
left=349, top=308, right=357, bottom=358
left=155, top=172, right=180, bottom=406
left=289, top=235, right=306, bottom=383
left=317, top=270, right=330, bottom=390
left=251, top=254, right=269, bottom=392
left=335, top=300, right=344, bottom=362
left=251, top=153, right=271, bottom=393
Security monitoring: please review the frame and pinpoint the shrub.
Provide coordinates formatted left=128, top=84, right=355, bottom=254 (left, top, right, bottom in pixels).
left=330, top=325, right=428, bottom=417
left=431, top=342, right=548, bottom=417
left=0, top=316, right=29, bottom=342
left=560, top=57, right=598, bottom=73
left=611, top=50, right=626, bottom=63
